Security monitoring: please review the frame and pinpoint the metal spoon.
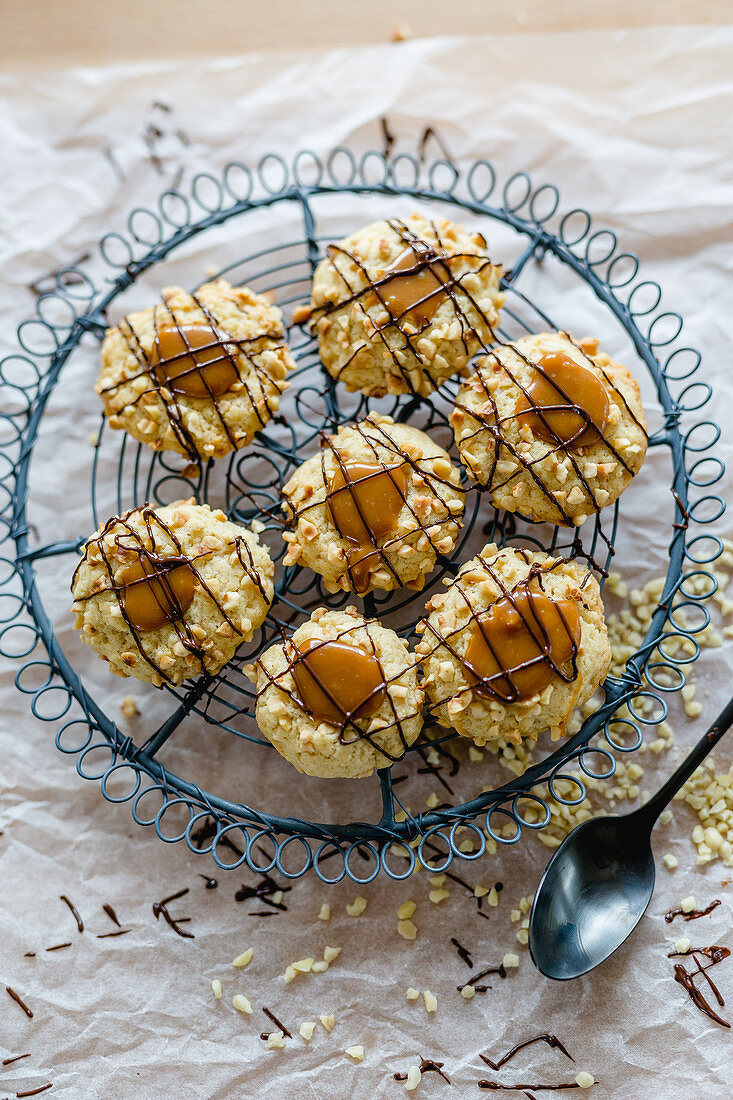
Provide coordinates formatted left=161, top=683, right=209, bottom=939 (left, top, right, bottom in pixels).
left=529, top=694, right=733, bottom=980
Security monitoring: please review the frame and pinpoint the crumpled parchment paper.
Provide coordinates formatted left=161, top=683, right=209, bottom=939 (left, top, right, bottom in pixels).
left=1, top=25, right=732, bottom=1099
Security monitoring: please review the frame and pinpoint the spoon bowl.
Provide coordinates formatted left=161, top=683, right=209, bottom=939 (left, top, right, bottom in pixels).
left=529, top=809, right=655, bottom=980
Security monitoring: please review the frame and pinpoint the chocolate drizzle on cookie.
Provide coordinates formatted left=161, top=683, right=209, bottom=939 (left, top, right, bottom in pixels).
left=418, top=550, right=586, bottom=714
left=451, top=332, right=648, bottom=526
left=310, top=218, right=502, bottom=394
left=98, top=285, right=290, bottom=461
left=256, top=613, right=421, bottom=764
left=284, top=416, right=464, bottom=594
left=71, top=504, right=268, bottom=686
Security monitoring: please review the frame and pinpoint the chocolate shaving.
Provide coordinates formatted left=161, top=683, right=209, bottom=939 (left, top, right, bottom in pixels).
left=450, top=937, right=474, bottom=968
left=261, top=1007, right=292, bottom=1039
left=6, top=986, right=33, bottom=1018
left=102, top=904, right=121, bottom=927
left=59, top=895, right=83, bottom=933
left=152, top=888, right=194, bottom=939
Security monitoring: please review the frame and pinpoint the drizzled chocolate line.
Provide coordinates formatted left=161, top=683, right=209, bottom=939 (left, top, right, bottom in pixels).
left=256, top=616, right=422, bottom=763
left=153, top=888, right=194, bottom=939
left=394, top=1055, right=451, bottom=1083
left=44, top=943, right=71, bottom=953
left=96, top=930, right=131, bottom=939
left=457, top=964, right=506, bottom=993
left=198, top=874, right=218, bottom=889
left=669, top=944, right=731, bottom=1027
left=261, top=1007, right=292, bottom=1039
left=284, top=415, right=464, bottom=594
left=16, top=1086, right=53, bottom=1098
left=420, top=551, right=584, bottom=710
left=100, top=287, right=289, bottom=461
left=6, top=987, right=33, bottom=1018
left=310, top=218, right=500, bottom=394
left=478, top=1083, right=583, bottom=1092
left=665, top=899, right=721, bottom=923
left=480, top=1034, right=575, bottom=1072
left=72, top=504, right=266, bottom=687
left=59, top=896, right=83, bottom=933
left=451, top=332, right=647, bottom=527
left=2, top=1055, right=30, bottom=1067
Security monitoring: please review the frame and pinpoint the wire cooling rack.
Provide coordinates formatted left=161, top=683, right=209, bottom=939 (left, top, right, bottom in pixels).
left=2, top=148, right=726, bottom=882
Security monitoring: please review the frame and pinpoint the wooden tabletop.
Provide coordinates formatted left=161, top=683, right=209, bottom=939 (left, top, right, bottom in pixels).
left=3, top=0, right=732, bottom=70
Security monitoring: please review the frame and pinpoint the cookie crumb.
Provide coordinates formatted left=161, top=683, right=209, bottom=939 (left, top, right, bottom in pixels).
left=120, top=695, right=139, bottom=718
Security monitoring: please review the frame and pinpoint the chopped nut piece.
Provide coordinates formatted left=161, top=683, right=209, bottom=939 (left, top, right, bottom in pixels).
left=120, top=695, right=139, bottom=718
left=232, top=948, right=253, bottom=968
left=576, top=1071, right=595, bottom=1088
left=429, top=874, right=446, bottom=887
left=659, top=809, right=673, bottom=826
left=426, top=792, right=440, bottom=809
left=398, top=919, right=418, bottom=940
left=311, top=960, right=329, bottom=973
left=323, top=945, right=341, bottom=963
left=674, top=937, right=691, bottom=954
left=211, top=978, right=222, bottom=1000
left=267, top=1029, right=285, bottom=1049
left=319, top=903, right=331, bottom=921
left=346, top=896, right=368, bottom=917
left=429, top=888, right=450, bottom=904
left=502, top=952, right=520, bottom=968
left=283, top=965, right=296, bottom=984
left=474, top=884, right=489, bottom=898
left=320, top=1014, right=335, bottom=1032
left=398, top=900, right=416, bottom=920
left=663, top=853, right=679, bottom=870
left=292, top=957, right=314, bottom=973
left=345, top=1045, right=364, bottom=1061
left=424, top=990, right=437, bottom=1013
left=405, top=1064, right=422, bottom=1090
left=300, top=1020, right=316, bottom=1041
left=406, top=987, right=420, bottom=1001
left=488, top=887, right=499, bottom=907
left=460, top=984, right=476, bottom=999
left=232, top=994, right=252, bottom=1015
left=680, top=895, right=696, bottom=913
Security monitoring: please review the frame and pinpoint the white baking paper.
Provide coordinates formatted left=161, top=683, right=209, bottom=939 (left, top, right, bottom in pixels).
left=1, top=26, right=732, bottom=1099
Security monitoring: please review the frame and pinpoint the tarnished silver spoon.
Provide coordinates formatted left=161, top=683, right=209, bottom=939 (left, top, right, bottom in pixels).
left=529, top=695, right=733, bottom=980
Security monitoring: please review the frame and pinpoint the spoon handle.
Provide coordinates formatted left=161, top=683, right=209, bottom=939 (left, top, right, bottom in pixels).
left=639, top=692, right=733, bottom=825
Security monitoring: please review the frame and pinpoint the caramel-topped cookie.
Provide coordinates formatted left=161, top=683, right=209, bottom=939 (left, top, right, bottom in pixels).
left=309, top=214, right=504, bottom=396
left=97, top=279, right=295, bottom=461
left=71, top=499, right=274, bottom=687
left=451, top=331, right=648, bottom=526
left=250, top=606, right=423, bottom=778
left=415, top=544, right=610, bottom=746
left=281, top=414, right=465, bottom=595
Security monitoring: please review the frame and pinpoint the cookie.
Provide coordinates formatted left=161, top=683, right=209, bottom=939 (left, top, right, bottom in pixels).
left=309, top=213, right=504, bottom=396
left=415, top=543, right=610, bottom=746
left=97, top=279, right=296, bottom=461
left=250, top=606, right=423, bottom=778
left=451, top=331, right=648, bottom=526
left=71, top=499, right=274, bottom=687
left=281, top=414, right=465, bottom=595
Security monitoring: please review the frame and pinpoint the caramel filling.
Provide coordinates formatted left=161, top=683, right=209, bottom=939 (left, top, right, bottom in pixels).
left=516, top=351, right=610, bottom=448
left=327, top=459, right=409, bottom=593
left=464, top=584, right=581, bottom=703
left=150, top=323, right=239, bottom=398
left=291, top=638, right=386, bottom=727
left=117, top=556, right=197, bottom=632
left=371, top=243, right=451, bottom=324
